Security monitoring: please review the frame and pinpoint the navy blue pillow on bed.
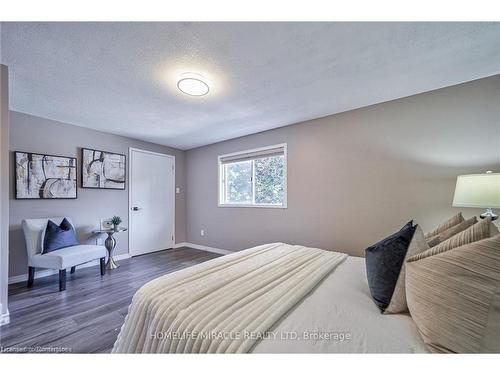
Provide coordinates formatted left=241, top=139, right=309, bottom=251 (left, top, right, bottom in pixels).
left=42, top=218, right=79, bottom=254
left=365, top=220, right=416, bottom=312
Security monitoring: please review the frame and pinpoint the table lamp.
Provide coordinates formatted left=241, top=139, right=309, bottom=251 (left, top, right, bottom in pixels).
left=452, top=171, right=500, bottom=221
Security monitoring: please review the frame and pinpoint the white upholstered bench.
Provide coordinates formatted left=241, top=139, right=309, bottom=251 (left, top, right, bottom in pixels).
left=22, top=217, right=107, bottom=291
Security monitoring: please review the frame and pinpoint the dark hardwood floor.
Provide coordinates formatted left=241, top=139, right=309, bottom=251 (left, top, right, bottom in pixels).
left=0, top=247, right=221, bottom=353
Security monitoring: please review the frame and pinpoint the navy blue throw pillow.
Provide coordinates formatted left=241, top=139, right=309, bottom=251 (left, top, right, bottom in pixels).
left=365, top=221, right=416, bottom=312
left=42, top=218, right=79, bottom=254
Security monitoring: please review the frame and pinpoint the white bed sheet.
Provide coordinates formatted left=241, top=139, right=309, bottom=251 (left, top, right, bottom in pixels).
left=252, top=256, right=428, bottom=353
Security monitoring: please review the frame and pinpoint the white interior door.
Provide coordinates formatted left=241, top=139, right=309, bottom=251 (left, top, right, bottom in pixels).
left=129, top=148, right=175, bottom=257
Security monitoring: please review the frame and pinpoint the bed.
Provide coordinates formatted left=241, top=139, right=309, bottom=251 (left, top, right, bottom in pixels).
left=253, top=255, right=427, bottom=353
left=112, top=243, right=427, bottom=353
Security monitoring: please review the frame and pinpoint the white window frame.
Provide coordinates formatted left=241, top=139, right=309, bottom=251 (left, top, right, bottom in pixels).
left=218, top=143, right=288, bottom=209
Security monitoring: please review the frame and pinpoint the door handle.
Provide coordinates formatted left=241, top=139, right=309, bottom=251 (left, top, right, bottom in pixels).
left=132, top=206, right=142, bottom=211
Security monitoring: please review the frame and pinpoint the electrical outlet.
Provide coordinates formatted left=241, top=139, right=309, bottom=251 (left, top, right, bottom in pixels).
left=200, top=229, right=205, bottom=236
left=96, top=237, right=103, bottom=246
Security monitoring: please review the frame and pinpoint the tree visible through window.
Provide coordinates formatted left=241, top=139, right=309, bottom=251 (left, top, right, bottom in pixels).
left=254, top=155, right=284, bottom=204
left=225, top=160, right=252, bottom=203
left=219, top=144, right=287, bottom=207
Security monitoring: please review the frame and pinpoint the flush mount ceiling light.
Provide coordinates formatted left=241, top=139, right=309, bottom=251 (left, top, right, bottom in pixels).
left=177, top=73, right=210, bottom=96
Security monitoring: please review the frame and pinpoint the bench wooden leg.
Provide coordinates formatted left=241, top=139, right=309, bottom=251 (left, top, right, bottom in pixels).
left=70, top=266, right=76, bottom=274
left=27, top=267, right=35, bottom=288
left=59, top=269, right=66, bottom=291
left=100, top=257, right=106, bottom=276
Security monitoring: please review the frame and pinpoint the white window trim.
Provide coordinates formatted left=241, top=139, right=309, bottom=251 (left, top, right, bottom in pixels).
left=218, top=143, right=288, bottom=209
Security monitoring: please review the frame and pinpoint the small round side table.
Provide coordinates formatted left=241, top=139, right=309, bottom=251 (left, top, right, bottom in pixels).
left=93, top=227, right=127, bottom=270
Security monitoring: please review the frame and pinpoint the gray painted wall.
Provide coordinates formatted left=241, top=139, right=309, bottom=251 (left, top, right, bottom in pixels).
left=185, top=75, right=500, bottom=256
left=9, top=112, right=186, bottom=277
left=1, top=65, right=9, bottom=317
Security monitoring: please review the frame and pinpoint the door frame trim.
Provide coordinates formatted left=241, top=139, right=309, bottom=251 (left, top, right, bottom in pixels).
left=128, top=147, right=176, bottom=257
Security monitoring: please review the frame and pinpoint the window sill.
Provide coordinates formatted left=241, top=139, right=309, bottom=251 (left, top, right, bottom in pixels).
left=218, top=203, right=287, bottom=209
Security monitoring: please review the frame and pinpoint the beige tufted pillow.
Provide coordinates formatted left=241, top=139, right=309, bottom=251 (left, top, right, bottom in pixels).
left=424, top=212, right=464, bottom=240
left=426, top=216, right=477, bottom=247
left=384, top=225, right=429, bottom=314
left=414, top=217, right=494, bottom=261
left=406, top=234, right=500, bottom=353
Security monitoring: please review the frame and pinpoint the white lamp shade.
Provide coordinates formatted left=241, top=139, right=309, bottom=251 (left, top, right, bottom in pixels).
left=452, top=173, right=500, bottom=208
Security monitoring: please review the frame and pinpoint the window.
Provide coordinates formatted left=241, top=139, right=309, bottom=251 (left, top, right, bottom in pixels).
left=218, top=144, right=287, bottom=208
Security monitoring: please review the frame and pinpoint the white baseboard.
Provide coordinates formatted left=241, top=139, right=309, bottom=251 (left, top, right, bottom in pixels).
left=173, top=242, right=232, bottom=255
left=8, top=253, right=131, bottom=285
left=0, top=307, right=9, bottom=326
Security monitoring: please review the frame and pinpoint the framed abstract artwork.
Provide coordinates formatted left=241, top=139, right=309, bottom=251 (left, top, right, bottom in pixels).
left=15, top=151, right=77, bottom=199
left=81, top=148, right=126, bottom=190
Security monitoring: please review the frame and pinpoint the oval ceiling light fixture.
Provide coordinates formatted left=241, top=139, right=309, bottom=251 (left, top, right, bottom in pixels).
left=177, top=72, right=210, bottom=97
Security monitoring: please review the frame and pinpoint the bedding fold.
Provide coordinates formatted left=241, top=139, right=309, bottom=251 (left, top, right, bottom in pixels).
left=112, top=243, right=347, bottom=353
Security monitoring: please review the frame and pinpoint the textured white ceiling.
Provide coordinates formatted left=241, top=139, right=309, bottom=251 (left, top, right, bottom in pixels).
left=1, top=22, right=500, bottom=150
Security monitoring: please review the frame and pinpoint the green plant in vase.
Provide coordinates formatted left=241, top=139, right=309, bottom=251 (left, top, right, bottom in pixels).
left=111, top=216, right=122, bottom=231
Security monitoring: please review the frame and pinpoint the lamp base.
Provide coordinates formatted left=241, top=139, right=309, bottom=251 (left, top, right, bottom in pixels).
left=480, top=208, right=498, bottom=221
